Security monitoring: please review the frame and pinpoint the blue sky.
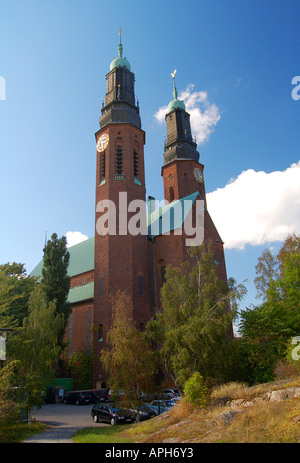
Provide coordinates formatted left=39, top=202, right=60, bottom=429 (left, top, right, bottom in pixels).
left=1, top=0, right=300, bottom=324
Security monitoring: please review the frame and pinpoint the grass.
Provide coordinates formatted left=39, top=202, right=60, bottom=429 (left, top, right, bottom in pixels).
left=73, top=424, right=137, bottom=444
left=211, top=378, right=300, bottom=402
left=202, top=399, right=300, bottom=443
left=0, top=421, right=46, bottom=443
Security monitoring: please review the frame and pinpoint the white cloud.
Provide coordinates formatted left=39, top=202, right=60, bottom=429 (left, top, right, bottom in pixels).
left=154, top=84, right=221, bottom=145
left=65, top=231, right=88, bottom=247
left=207, top=161, right=300, bottom=249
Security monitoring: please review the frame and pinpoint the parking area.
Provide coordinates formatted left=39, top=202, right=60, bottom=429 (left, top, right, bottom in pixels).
left=24, top=403, right=106, bottom=443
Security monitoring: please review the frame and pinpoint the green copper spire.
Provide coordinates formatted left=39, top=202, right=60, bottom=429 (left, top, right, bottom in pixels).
left=110, top=28, right=131, bottom=72
left=118, top=27, right=123, bottom=57
left=167, top=69, right=186, bottom=113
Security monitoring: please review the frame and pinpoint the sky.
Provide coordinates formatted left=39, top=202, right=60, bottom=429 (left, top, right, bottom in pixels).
left=1, top=0, right=300, bottom=326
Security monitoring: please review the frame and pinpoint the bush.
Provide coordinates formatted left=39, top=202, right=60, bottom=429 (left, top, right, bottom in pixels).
left=183, top=372, right=208, bottom=408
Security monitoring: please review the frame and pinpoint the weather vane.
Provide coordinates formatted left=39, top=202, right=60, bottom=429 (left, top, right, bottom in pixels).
left=119, top=27, right=122, bottom=43
left=171, top=70, right=178, bottom=99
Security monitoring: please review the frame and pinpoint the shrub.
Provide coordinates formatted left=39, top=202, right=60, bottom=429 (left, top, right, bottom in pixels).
left=183, top=372, right=208, bottom=408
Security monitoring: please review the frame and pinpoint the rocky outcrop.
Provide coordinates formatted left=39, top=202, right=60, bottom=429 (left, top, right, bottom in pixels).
left=212, top=386, right=300, bottom=429
left=221, top=386, right=300, bottom=409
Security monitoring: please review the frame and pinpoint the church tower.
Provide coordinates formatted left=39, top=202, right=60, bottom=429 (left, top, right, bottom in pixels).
left=162, top=71, right=206, bottom=206
left=159, top=71, right=227, bottom=285
left=93, top=32, right=151, bottom=383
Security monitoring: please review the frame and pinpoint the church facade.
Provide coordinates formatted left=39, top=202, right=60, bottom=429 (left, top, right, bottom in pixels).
left=31, top=36, right=228, bottom=388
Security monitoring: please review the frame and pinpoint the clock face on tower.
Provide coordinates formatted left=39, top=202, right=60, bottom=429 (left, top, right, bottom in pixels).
left=97, top=133, right=109, bottom=152
left=193, top=168, right=203, bottom=183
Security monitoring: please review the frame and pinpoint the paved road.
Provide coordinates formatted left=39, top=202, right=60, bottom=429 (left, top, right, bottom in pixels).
left=24, top=403, right=106, bottom=443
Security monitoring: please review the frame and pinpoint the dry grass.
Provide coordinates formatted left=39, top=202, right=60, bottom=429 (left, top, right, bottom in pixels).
left=211, top=378, right=300, bottom=403
left=121, top=378, right=300, bottom=443
left=202, top=399, right=300, bottom=443
left=211, top=382, right=248, bottom=400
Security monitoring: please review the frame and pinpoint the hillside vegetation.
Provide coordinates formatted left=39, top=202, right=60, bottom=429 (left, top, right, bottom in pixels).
left=92, top=379, right=300, bottom=444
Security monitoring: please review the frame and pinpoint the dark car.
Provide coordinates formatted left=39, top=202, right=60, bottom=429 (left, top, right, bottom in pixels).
left=91, top=403, right=135, bottom=426
left=130, top=404, right=157, bottom=421
left=95, top=389, right=110, bottom=402
left=85, top=391, right=99, bottom=404
left=63, top=391, right=90, bottom=405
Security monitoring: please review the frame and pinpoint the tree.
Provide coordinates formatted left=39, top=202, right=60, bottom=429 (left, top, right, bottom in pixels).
left=8, top=286, right=64, bottom=421
left=237, top=234, right=300, bottom=384
left=277, top=233, right=300, bottom=272
left=101, top=291, right=155, bottom=415
left=68, top=351, right=94, bottom=390
left=41, top=233, right=71, bottom=345
left=0, top=361, right=23, bottom=426
left=0, top=263, right=37, bottom=328
left=151, top=241, right=246, bottom=388
left=254, top=249, right=279, bottom=301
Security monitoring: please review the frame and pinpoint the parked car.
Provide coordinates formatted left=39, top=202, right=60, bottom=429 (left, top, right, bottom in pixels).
left=129, top=403, right=157, bottom=421
left=147, top=399, right=175, bottom=414
left=91, top=403, right=135, bottom=426
left=63, top=391, right=90, bottom=405
left=85, top=391, right=99, bottom=404
left=107, top=389, right=125, bottom=400
left=95, top=389, right=110, bottom=402
left=162, top=389, right=181, bottom=398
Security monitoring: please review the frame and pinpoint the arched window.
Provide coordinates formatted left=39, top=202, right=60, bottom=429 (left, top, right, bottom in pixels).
left=100, top=152, right=105, bottom=181
left=98, top=324, right=103, bottom=342
left=158, top=259, right=166, bottom=285
left=115, top=145, right=123, bottom=174
left=133, top=149, right=138, bottom=177
left=138, top=276, right=143, bottom=296
left=169, top=186, right=174, bottom=202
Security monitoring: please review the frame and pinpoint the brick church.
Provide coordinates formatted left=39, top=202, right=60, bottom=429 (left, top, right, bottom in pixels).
left=31, top=34, right=228, bottom=388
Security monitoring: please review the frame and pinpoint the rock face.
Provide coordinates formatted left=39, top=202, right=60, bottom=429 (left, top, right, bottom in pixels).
left=227, top=387, right=300, bottom=408
left=216, top=410, right=244, bottom=425
left=212, top=386, right=300, bottom=432
left=138, top=385, right=300, bottom=443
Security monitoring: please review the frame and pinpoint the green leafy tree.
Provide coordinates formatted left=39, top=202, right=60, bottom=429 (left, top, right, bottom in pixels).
left=254, top=249, right=279, bottom=301
left=150, top=241, right=246, bottom=388
left=68, top=351, right=94, bottom=390
left=0, top=263, right=37, bottom=328
left=102, top=291, right=155, bottom=416
left=237, top=234, right=300, bottom=384
left=0, top=361, right=23, bottom=426
left=41, top=233, right=71, bottom=345
left=8, top=286, right=64, bottom=421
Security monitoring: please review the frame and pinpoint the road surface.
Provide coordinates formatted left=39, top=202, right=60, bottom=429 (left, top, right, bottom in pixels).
left=24, top=402, right=105, bottom=443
